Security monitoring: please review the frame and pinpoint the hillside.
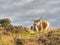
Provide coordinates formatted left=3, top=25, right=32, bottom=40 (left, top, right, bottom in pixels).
left=0, top=26, right=60, bottom=45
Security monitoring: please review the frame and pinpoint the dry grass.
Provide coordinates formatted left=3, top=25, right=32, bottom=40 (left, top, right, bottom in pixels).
left=0, top=26, right=60, bottom=45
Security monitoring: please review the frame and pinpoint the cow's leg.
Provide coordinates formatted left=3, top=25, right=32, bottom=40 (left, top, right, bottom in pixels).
left=35, top=26, right=39, bottom=32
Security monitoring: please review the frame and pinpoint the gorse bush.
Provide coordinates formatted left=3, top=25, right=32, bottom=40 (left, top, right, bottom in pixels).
left=0, top=18, right=11, bottom=27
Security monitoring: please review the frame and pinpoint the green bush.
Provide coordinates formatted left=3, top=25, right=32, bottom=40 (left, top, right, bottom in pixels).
left=0, top=18, right=11, bottom=27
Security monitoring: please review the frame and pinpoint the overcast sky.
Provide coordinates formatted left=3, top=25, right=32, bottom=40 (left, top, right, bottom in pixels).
left=0, top=0, right=60, bottom=28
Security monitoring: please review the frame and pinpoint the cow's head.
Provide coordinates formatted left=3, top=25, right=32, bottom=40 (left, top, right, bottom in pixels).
left=33, top=19, right=41, bottom=26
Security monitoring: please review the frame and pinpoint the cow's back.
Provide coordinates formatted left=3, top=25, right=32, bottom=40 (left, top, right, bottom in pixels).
left=38, top=21, right=49, bottom=30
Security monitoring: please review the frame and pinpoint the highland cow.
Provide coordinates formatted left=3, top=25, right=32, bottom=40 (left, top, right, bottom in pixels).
left=31, top=19, right=50, bottom=32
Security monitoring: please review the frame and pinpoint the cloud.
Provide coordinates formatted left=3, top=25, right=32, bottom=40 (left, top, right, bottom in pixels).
left=0, top=0, right=34, bottom=10
left=46, top=0, right=60, bottom=5
left=0, top=0, right=60, bottom=27
left=12, top=0, right=34, bottom=6
left=49, top=8, right=60, bottom=14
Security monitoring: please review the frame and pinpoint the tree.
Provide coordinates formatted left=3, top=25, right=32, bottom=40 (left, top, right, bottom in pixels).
left=0, top=18, right=11, bottom=27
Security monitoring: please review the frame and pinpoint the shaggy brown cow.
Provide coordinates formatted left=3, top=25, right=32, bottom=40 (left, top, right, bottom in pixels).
left=31, top=19, right=50, bottom=32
